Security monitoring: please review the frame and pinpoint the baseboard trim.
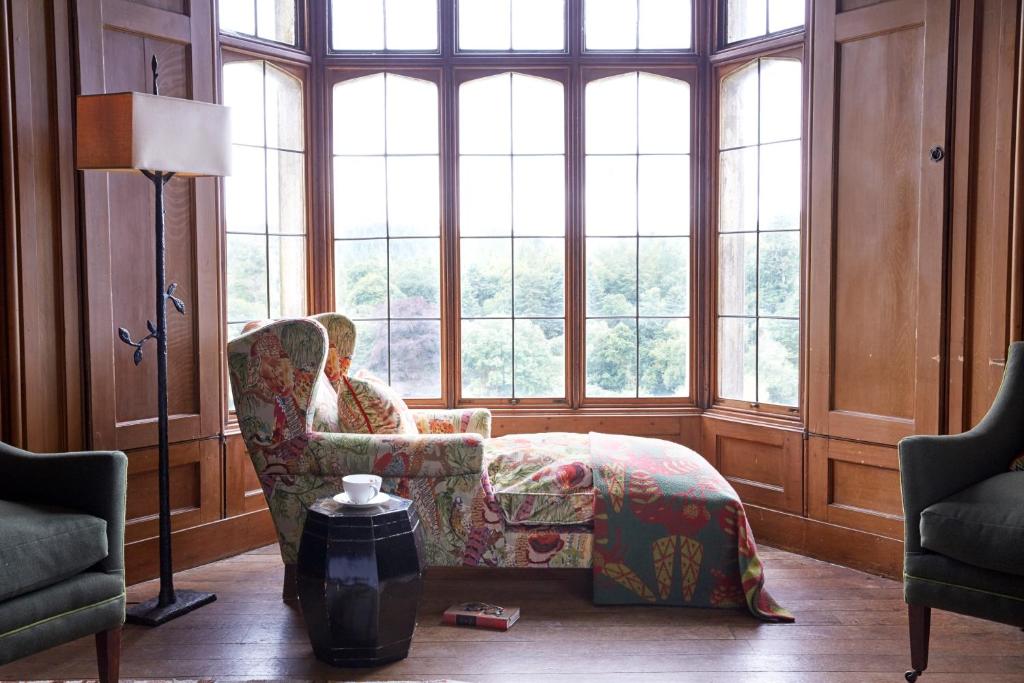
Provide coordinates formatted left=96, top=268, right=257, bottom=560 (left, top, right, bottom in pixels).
left=744, top=503, right=904, bottom=579
left=125, top=508, right=277, bottom=585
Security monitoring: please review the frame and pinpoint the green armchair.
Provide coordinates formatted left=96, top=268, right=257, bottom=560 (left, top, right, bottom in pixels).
left=899, top=341, right=1024, bottom=682
left=0, top=443, right=127, bottom=681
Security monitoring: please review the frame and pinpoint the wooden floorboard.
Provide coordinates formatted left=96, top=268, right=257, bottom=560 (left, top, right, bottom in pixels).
left=2, top=545, right=1023, bottom=681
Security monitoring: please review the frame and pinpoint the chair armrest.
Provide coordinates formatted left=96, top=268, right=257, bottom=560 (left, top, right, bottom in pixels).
left=0, top=443, right=127, bottom=577
left=303, top=431, right=485, bottom=478
left=900, top=343, right=1024, bottom=552
left=411, top=408, right=492, bottom=438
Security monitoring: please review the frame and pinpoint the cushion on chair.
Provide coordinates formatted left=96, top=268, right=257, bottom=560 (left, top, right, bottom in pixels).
left=919, top=472, right=1024, bottom=577
left=337, top=371, right=418, bottom=435
left=0, top=500, right=109, bottom=602
left=486, top=433, right=595, bottom=526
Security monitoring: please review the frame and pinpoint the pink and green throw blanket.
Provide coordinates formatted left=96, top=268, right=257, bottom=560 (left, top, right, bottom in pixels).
left=591, top=432, right=794, bottom=622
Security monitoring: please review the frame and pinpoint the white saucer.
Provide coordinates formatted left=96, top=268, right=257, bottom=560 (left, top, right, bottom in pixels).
left=333, top=491, right=390, bottom=508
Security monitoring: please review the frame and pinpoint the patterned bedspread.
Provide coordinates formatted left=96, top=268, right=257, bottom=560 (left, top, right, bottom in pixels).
left=590, top=432, right=794, bottom=622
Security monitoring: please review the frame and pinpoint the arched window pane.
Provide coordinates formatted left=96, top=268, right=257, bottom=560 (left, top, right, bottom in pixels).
left=332, top=74, right=442, bottom=398
left=459, top=73, right=566, bottom=399
left=223, top=60, right=308, bottom=411
left=717, top=57, right=802, bottom=407
left=584, top=72, right=691, bottom=398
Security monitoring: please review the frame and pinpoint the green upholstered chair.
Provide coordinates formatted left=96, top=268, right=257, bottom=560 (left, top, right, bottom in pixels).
left=899, top=341, right=1024, bottom=682
left=0, top=443, right=127, bottom=682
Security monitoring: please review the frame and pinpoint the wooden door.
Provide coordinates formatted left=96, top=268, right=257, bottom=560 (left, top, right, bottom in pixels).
left=807, top=0, right=953, bottom=447
left=75, top=0, right=221, bottom=452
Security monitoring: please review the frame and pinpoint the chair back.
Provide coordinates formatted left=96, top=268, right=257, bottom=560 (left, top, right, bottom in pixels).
left=311, top=313, right=357, bottom=392
left=227, top=318, right=329, bottom=448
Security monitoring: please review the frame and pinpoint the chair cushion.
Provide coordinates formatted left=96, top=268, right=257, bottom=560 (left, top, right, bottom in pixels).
left=919, top=472, right=1024, bottom=577
left=337, top=371, right=417, bottom=435
left=0, top=500, right=108, bottom=602
left=485, top=433, right=594, bottom=526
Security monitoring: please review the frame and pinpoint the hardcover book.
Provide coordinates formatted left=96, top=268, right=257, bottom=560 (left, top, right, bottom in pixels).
left=442, top=602, right=520, bottom=631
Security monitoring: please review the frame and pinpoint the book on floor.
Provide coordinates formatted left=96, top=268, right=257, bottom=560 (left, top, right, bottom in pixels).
left=442, top=602, right=520, bottom=630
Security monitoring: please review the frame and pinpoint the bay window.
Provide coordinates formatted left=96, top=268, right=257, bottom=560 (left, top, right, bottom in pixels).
left=219, top=0, right=806, bottom=415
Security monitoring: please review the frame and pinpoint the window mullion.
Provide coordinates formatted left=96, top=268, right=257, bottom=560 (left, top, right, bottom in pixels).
left=443, top=65, right=459, bottom=407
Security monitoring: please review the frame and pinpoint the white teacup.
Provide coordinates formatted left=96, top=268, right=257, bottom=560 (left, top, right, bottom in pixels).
left=343, top=474, right=382, bottom=504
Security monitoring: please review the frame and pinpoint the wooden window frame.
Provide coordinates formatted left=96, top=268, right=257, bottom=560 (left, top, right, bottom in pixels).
left=319, top=1, right=702, bottom=411
left=708, top=40, right=807, bottom=422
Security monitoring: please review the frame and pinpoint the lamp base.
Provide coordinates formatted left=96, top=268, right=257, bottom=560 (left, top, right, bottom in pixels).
left=126, top=589, right=217, bottom=627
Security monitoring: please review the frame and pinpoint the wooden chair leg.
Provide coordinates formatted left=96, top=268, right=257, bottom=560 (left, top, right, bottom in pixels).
left=906, top=604, right=931, bottom=681
left=95, top=627, right=121, bottom=683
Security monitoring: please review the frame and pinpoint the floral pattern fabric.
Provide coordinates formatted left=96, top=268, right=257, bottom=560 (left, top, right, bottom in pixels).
left=228, top=315, right=507, bottom=566
left=311, top=313, right=356, bottom=390
left=590, top=432, right=793, bottom=622
left=337, top=371, right=418, bottom=435
left=413, top=409, right=492, bottom=438
left=485, top=433, right=594, bottom=526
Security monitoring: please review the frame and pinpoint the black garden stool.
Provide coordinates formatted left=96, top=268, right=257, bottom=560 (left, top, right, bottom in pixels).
left=297, top=494, right=426, bottom=667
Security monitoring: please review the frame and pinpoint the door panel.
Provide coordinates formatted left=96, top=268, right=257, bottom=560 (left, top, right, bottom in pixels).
left=808, top=0, right=953, bottom=446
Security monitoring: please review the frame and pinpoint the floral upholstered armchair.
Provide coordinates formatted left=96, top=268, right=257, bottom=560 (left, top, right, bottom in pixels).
left=226, top=314, right=491, bottom=597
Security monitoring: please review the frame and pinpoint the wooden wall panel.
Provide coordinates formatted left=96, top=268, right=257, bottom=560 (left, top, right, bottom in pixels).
left=0, top=0, right=83, bottom=452
left=808, top=0, right=952, bottom=446
left=947, top=0, right=1022, bottom=433
left=701, top=417, right=803, bottom=514
left=225, top=432, right=268, bottom=517
left=808, top=436, right=903, bottom=540
left=124, top=437, right=221, bottom=543
left=831, top=25, right=923, bottom=423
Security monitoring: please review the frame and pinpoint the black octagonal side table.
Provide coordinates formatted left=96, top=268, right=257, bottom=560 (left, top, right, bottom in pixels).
left=297, top=494, right=426, bottom=667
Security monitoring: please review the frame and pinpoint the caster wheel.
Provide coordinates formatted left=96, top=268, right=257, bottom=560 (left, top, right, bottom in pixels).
left=905, top=671, right=920, bottom=682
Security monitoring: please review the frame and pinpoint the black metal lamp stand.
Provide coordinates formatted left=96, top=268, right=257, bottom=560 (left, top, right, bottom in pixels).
left=119, top=58, right=216, bottom=626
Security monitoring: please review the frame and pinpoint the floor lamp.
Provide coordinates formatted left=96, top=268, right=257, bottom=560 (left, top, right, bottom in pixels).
left=75, top=57, right=232, bottom=626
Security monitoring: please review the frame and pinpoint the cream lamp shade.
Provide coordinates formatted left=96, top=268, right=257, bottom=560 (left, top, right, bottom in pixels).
left=76, top=91, right=232, bottom=177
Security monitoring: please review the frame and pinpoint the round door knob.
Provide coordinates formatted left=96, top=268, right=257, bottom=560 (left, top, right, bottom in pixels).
left=929, top=146, right=945, bottom=162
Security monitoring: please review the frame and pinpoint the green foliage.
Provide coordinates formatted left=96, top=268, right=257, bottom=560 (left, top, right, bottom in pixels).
left=226, top=235, right=268, bottom=322
left=587, top=320, right=637, bottom=396
left=318, top=230, right=799, bottom=405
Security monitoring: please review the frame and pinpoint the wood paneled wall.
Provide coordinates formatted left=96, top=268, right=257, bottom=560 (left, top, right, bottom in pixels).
left=0, top=0, right=83, bottom=453
left=0, top=0, right=1021, bottom=583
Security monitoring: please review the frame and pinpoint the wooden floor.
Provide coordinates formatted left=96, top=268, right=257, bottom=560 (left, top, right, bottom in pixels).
left=2, top=545, right=1023, bottom=682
